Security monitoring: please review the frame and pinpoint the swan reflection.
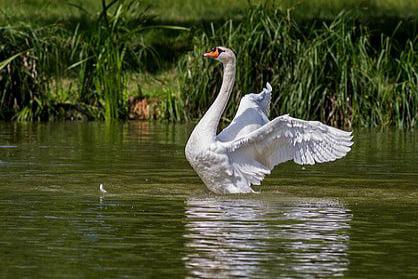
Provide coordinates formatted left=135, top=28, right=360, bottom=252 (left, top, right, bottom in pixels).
left=183, top=197, right=352, bottom=278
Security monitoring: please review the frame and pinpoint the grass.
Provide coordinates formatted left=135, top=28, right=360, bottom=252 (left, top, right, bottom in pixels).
left=0, top=25, right=57, bottom=120
left=0, top=0, right=180, bottom=121
left=0, top=1, right=417, bottom=127
left=179, top=7, right=417, bottom=128
left=2, top=0, right=417, bottom=24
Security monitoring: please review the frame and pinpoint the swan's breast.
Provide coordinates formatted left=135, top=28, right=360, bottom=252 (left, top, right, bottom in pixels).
left=186, top=139, right=230, bottom=173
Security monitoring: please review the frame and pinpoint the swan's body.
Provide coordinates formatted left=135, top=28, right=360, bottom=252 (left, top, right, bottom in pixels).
left=185, top=47, right=353, bottom=194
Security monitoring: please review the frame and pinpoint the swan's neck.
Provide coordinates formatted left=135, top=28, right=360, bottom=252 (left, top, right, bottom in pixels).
left=193, top=61, right=236, bottom=141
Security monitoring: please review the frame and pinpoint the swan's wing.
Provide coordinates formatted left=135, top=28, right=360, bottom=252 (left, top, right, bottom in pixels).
left=253, top=82, right=272, bottom=116
left=217, top=83, right=272, bottom=142
left=220, top=114, right=353, bottom=189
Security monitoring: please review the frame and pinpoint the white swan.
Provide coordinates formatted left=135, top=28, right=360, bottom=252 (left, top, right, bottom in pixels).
left=185, top=47, right=353, bottom=194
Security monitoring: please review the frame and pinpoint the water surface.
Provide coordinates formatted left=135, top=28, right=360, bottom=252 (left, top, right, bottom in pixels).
left=0, top=122, right=417, bottom=278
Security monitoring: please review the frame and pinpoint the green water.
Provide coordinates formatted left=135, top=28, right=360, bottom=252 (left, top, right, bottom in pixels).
left=0, top=122, right=417, bottom=278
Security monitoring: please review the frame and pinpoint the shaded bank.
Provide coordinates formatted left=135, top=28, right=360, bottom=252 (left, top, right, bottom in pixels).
left=0, top=3, right=417, bottom=127
left=0, top=0, right=186, bottom=121
left=179, top=8, right=417, bottom=128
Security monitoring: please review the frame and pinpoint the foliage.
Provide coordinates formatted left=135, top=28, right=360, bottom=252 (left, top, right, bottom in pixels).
left=0, top=0, right=172, bottom=121
left=179, top=7, right=418, bottom=128
left=0, top=25, right=63, bottom=120
left=68, top=0, right=156, bottom=121
left=2, top=0, right=417, bottom=24
left=0, top=2, right=416, bottom=127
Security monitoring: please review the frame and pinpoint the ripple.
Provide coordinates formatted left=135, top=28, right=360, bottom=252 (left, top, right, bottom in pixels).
left=184, top=197, right=352, bottom=278
left=1, top=123, right=417, bottom=277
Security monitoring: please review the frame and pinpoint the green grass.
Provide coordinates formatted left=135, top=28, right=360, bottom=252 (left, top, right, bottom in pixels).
left=1, top=0, right=417, bottom=24
left=0, top=24, right=58, bottom=120
left=0, top=1, right=417, bottom=126
left=0, top=0, right=164, bottom=121
left=179, top=7, right=417, bottom=128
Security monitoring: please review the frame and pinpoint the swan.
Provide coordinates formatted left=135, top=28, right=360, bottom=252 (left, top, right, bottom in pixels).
left=185, top=47, right=353, bottom=194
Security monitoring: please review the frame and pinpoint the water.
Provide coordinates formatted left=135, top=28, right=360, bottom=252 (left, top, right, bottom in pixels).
left=0, top=122, right=417, bottom=278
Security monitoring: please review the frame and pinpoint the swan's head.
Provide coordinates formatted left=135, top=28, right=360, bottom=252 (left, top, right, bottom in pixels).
left=203, top=47, right=235, bottom=64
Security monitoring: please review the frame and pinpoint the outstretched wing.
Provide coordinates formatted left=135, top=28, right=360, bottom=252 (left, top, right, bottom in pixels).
left=221, top=114, right=353, bottom=188
left=217, top=83, right=272, bottom=142
left=226, top=114, right=353, bottom=168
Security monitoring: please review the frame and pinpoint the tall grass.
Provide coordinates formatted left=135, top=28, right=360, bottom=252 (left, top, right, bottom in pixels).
left=0, top=25, right=64, bottom=120
left=69, top=0, right=156, bottom=121
left=0, top=0, right=166, bottom=121
left=179, top=6, right=418, bottom=128
left=0, top=3, right=416, bottom=126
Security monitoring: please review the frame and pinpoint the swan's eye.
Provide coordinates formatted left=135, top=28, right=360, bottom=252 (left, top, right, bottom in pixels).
left=211, top=47, right=216, bottom=52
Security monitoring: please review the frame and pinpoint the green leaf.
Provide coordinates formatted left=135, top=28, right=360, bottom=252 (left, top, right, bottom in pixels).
left=0, top=50, right=30, bottom=71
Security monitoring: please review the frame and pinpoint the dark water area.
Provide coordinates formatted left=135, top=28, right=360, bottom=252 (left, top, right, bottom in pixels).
left=0, top=122, right=417, bottom=278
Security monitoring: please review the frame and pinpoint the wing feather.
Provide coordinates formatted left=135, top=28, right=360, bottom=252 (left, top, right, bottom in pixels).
left=222, top=114, right=353, bottom=189
left=217, top=83, right=272, bottom=142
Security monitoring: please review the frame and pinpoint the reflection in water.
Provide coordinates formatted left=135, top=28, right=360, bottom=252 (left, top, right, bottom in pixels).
left=1, top=122, right=417, bottom=277
left=184, top=197, right=352, bottom=278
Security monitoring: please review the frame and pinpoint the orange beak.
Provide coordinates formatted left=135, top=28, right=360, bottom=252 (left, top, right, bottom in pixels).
left=203, top=48, right=219, bottom=59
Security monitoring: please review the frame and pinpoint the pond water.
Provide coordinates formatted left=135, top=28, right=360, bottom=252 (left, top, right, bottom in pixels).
left=0, top=122, right=417, bottom=278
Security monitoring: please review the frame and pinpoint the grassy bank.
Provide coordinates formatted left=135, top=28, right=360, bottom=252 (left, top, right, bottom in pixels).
left=3, top=0, right=418, bottom=23
left=0, top=1, right=417, bottom=127
left=180, top=8, right=418, bottom=128
left=0, top=0, right=183, bottom=121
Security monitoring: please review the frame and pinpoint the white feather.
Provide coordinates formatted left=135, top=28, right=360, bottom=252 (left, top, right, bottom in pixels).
left=99, top=184, right=107, bottom=193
